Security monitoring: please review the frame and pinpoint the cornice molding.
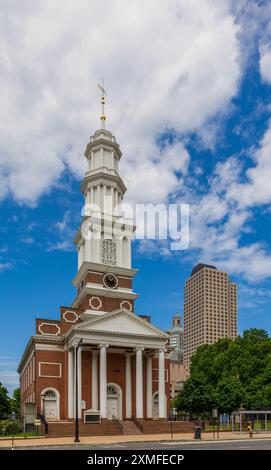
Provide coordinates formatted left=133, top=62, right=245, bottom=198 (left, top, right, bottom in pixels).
left=69, top=308, right=169, bottom=339
left=81, top=172, right=126, bottom=195
left=71, top=285, right=138, bottom=308
left=72, top=261, right=138, bottom=287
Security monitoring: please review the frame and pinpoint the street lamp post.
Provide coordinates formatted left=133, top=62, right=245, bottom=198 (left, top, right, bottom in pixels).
left=170, top=410, right=173, bottom=440
left=74, top=338, right=83, bottom=443
left=40, top=393, right=46, bottom=436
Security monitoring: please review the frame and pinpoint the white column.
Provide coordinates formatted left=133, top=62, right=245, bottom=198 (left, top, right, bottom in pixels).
left=103, top=185, right=106, bottom=213
left=146, top=354, right=153, bottom=419
left=110, top=186, right=114, bottom=215
left=68, top=349, right=74, bottom=418
left=91, top=350, right=98, bottom=410
left=85, top=190, right=90, bottom=211
left=97, top=184, right=101, bottom=208
left=73, top=347, right=76, bottom=417
left=114, top=189, right=118, bottom=213
left=99, top=345, right=108, bottom=419
left=136, top=348, right=143, bottom=419
left=125, top=353, right=132, bottom=419
left=127, top=238, right=131, bottom=268
left=78, top=245, right=83, bottom=269
left=121, top=237, right=126, bottom=268
left=158, top=349, right=166, bottom=419
left=78, top=347, right=82, bottom=418
left=118, top=193, right=121, bottom=215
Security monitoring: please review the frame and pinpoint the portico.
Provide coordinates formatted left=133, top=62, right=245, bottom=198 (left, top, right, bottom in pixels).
left=67, top=308, right=168, bottom=422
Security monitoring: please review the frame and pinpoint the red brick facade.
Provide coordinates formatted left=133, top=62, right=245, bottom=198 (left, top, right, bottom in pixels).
left=20, top=344, right=170, bottom=420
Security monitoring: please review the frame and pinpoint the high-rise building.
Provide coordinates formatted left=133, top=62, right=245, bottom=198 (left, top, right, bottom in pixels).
left=183, top=263, right=237, bottom=373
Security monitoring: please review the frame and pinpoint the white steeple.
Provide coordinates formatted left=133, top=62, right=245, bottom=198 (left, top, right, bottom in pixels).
left=74, top=91, right=134, bottom=272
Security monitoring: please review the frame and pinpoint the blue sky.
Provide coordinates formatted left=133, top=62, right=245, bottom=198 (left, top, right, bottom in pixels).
left=1, top=0, right=271, bottom=394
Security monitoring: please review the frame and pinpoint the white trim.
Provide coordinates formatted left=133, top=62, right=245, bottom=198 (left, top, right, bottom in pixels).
left=89, top=296, right=102, bottom=310
left=72, top=261, right=138, bottom=288
left=107, top=382, right=122, bottom=421
left=40, top=387, right=60, bottom=421
left=68, top=349, right=74, bottom=418
left=39, top=362, right=62, bottom=378
left=120, top=300, right=132, bottom=312
left=72, top=285, right=137, bottom=308
left=85, top=284, right=133, bottom=294
left=73, top=308, right=168, bottom=338
left=63, top=310, right=79, bottom=323
left=68, top=333, right=167, bottom=350
left=152, top=391, right=167, bottom=420
left=35, top=344, right=64, bottom=351
left=19, top=350, right=34, bottom=378
left=38, top=322, right=61, bottom=336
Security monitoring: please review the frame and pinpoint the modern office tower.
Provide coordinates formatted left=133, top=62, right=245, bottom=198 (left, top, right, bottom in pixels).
left=183, top=263, right=237, bottom=374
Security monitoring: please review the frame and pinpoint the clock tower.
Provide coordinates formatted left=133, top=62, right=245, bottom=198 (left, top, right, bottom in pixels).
left=72, top=92, right=138, bottom=318
left=18, top=88, right=173, bottom=431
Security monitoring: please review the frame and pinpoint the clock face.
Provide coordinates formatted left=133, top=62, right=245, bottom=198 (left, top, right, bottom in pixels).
left=103, top=273, right=118, bottom=289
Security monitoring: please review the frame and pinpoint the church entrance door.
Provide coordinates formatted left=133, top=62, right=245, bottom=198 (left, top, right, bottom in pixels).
left=107, top=397, right=118, bottom=420
left=107, top=384, right=121, bottom=420
left=42, top=389, right=59, bottom=421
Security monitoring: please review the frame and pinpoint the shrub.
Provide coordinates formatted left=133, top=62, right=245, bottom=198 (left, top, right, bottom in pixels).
left=0, top=419, right=23, bottom=435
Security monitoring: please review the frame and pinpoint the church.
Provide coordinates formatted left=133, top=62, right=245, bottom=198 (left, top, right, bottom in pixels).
left=17, top=93, right=176, bottom=436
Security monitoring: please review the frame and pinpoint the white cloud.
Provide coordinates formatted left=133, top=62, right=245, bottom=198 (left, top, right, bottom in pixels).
left=260, top=45, right=271, bottom=83
left=47, top=210, right=77, bottom=251
left=20, top=236, right=34, bottom=245
left=0, top=0, right=241, bottom=204
left=228, top=122, right=271, bottom=207
left=47, top=239, right=73, bottom=252
left=0, top=261, right=12, bottom=272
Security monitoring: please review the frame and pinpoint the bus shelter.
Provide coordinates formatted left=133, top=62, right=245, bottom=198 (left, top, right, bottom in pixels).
left=232, top=409, right=271, bottom=433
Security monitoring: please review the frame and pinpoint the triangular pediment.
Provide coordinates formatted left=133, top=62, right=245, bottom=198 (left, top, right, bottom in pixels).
left=72, top=309, right=168, bottom=338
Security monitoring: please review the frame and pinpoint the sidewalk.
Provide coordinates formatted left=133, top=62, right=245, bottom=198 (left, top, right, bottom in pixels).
left=1, top=432, right=271, bottom=448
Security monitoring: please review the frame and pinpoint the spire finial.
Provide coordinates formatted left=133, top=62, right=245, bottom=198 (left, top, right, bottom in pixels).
left=98, top=82, right=107, bottom=129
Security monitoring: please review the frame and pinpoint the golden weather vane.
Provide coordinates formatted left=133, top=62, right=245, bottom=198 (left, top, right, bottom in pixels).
left=98, top=82, right=107, bottom=129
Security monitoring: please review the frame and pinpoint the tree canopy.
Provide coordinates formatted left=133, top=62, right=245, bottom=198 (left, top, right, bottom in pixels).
left=176, top=328, right=271, bottom=417
left=0, top=383, right=11, bottom=418
left=10, top=388, right=20, bottom=416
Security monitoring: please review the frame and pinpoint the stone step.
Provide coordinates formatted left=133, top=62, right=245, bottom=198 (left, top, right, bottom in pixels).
left=122, top=420, right=142, bottom=435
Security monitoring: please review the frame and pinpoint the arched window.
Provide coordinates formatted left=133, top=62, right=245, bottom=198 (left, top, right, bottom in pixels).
left=44, top=390, right=57, bottom=399
left=107, top=385, right=118, bottom=395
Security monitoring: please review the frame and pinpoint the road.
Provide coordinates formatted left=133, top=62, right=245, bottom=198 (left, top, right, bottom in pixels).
left=1, top=438, right=271, bottom=450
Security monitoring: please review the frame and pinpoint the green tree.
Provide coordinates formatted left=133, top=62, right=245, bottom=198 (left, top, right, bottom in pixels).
left=10, top=388, right=20, bottom=416
left=0, top=383, right=11, bottom=418
left=176, top=329, right=271, bottom=416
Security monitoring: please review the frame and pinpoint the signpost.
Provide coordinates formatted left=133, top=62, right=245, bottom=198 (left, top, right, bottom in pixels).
left=34, top=419, right=41, bottom=436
